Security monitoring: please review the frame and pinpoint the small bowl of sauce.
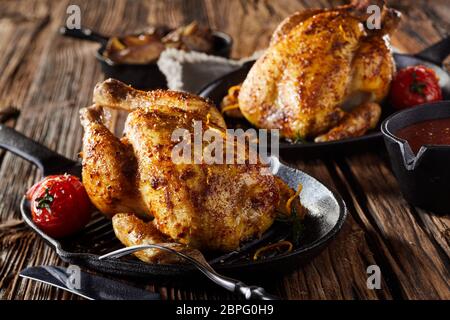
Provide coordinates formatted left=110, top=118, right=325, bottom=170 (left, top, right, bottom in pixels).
left=381, top=101, right=450, bottom=214
left=395, top=118, right=450, bottom=154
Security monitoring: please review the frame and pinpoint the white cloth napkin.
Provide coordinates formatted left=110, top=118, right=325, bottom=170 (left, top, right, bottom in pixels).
left=157, top=48, right=263, bottom=93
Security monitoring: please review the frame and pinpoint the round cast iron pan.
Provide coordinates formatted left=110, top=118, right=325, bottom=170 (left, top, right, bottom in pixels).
left=0, top=124, right=346, bottom=281
left=198, top=37, right=450, bottom=158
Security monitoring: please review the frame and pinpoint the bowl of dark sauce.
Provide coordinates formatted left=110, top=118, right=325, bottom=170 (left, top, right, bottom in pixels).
left=60, top=24, right=233, bottom=90
left=381, top=101, right=450, bottom=214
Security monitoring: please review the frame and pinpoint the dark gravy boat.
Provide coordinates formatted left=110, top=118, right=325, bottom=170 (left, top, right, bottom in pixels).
left=381, top=101, right=450, bottom=214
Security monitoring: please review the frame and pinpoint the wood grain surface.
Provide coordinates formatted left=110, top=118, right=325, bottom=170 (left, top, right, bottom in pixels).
left=0, top=0, right=448, bottom=300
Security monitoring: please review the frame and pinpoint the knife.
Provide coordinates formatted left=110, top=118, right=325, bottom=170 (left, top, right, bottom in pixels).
left=20, top=266, right=160, bottom=300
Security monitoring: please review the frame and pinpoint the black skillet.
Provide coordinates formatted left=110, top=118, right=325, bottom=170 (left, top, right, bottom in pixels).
left=198, top=37, right=450, bottom=158
left=59, top=26, right=233, bottom=90
left=0, top=124, right=346, bottom=281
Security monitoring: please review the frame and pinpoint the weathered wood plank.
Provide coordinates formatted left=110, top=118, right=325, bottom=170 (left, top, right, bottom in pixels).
left=335, top=154, right=450, bottom=299
left=0, top=0, right=448, bottom=300
left=414, top=208, right=450, bottom=256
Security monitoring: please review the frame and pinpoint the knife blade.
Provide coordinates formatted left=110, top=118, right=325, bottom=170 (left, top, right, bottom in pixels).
left=20, top=266, right=160, bottom=300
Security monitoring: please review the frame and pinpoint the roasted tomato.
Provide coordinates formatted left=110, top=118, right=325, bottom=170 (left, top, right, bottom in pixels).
left=389, top=65, right=442, bottom=110
left=26, top=175, right=93, bottom=238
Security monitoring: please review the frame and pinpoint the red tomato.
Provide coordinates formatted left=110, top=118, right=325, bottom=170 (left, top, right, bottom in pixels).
left=389, top=65, right=442, bottom=110
left=26, top=175, right=93, bottom=238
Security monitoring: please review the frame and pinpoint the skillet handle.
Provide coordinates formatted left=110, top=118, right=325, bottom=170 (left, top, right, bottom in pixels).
left=0, top=124, right=75, bottom=175
left=415, top=36, right=450, bottom=65
left=59, top=27, right=109, bottom=44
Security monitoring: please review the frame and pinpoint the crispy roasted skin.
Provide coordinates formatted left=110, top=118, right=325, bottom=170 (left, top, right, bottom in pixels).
left=81, top=79, right=281, bottom=253
left=93, top=78, right=226, bottom=129
left=80, top=105, right=147, bottom=218
left=238, top=2, right=399, bottom=140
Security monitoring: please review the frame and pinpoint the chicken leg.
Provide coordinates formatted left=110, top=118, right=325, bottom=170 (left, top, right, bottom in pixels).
left=314, top=102, right=381, bottom=142
left=80, top=105, right=147, bottom=218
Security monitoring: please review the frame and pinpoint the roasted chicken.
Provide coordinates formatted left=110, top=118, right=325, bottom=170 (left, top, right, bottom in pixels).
left=80, top=79, right=302, bottom=263
left=235, top=1, right=400, bottom=142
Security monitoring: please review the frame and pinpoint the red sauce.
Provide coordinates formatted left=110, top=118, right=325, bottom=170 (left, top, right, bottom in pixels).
left=396, top=118, right=450, bottom=154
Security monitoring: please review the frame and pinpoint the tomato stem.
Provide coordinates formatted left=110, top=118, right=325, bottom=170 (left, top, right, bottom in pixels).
left=35, top=188, right=54, bottom=210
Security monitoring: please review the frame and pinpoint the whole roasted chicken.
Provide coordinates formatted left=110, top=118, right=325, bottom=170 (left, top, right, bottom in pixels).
left=80, top=79, right=302, bottom=263
left=234, top=1, right=401, bottom=142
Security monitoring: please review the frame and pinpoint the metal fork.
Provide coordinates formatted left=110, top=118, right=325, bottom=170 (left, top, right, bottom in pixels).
left=99, top=244, right=279, bottom=300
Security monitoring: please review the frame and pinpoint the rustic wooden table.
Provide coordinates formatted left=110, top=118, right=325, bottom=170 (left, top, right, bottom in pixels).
left=0, top=0, right=449, bottom=300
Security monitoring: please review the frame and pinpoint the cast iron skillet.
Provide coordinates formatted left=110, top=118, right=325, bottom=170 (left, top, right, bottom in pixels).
left=198, top=37, right=450, bottom=158
left=0, top=124, right=346, bottom=280
left=60, top=26, right=233, bottom=90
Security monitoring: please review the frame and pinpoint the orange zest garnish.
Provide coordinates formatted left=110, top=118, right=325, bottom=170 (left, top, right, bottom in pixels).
left=221, top=103, right=240, bottom=113
left=228, top=85, right=241, bottom=97
left=253, top=240, right=293, bottom=261
left=205, top=113, right=225, bottom=136
left=110, top=37, right=127, bottom=50
left=286, top=183, right=303, bottom=214
left=207, top=125, right=226, bottom=137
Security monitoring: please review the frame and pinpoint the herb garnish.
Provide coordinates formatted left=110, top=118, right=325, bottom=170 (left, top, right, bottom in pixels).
left=410, top=71, right=426, bottom=97
left=276, top=206, right=304, bottom=246
left=35, top=188, right=54, bottom=210
left=290, top=206, right=304, bottom=246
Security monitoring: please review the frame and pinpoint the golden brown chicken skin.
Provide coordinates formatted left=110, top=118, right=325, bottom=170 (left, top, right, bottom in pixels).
left=237, top=1, right=400, bottom=141
left=80, top=105, right=147, bottom=218
left=80, top=79, right=283, bottom=254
